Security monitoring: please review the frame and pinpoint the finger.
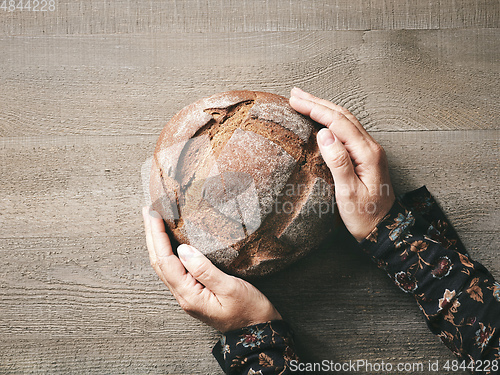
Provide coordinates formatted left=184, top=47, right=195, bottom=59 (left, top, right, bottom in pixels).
left=291, top=87, right=344, bottom=112
left=143, top=207, right=156, bottom=262
left=149, top=210, right=195, bottom=293
left=145, top=209, right=211, bottom=315
left=290, top=87, right=372, bottom=139
left=317, top=128, right=361, bottom=190
left=149, top=209, right=173, bottom=257
left=143, top=206, right=163, bottom=279
left=177, top=244, right=236, bottom=296
left=144, top=207, right=178, bottom=291
left=290, top=95, right=368, bottom=148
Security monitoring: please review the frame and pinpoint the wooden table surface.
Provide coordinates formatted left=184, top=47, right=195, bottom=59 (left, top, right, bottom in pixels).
left=1, top=1, right=498, bottom=374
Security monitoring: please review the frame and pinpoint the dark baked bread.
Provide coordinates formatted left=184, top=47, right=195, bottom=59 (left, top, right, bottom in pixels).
left=149, top=91, right=339, bottom=277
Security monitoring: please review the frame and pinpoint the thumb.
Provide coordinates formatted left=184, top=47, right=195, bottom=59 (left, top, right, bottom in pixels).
left=317, top=128, right=358, bottom=189
left=177, top=244, right=233, bottom=295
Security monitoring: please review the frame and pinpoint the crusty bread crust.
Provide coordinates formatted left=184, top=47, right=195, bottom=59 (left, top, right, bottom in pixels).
left=150, top=91, right=339, bottom=278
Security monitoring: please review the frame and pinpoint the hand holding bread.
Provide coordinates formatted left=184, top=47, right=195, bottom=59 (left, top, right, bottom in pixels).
left=290, top=88, right=396, bottom=242
left=142, top=207, right=282, bottom=333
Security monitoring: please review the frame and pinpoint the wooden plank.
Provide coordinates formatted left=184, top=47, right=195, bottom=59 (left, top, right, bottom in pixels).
left=0, top=337, right=222, bottom=375
left=379, top=130, right=500, bottom=237
left=1, top=232, right=495, bottom=374
left=0, top=0, right=498, bottom=35
left=0, top=231, right=494, bottom=328
left=359, top=29, right=500, bottom=131
left=0, top=30, right=498, bottom=137
left=1, top=130, right=497, bottom=237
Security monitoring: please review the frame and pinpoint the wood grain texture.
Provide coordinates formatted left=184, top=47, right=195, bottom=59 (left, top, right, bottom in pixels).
left=0, top=0, right=498, bottom=35
left=1, top=0, right=499, bottom=372
left=2, top=232, right=492, bottom=375
left=1, top=131, right=497, bottom=237
left=0, top=29, right=498, bottom=137
left=0, top=131, right=498, bottom=374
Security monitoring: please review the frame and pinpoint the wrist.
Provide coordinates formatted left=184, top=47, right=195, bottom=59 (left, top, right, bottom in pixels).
left=222, top=309, right=282, bottom=333
left=354, top=196, right=396, bottom=242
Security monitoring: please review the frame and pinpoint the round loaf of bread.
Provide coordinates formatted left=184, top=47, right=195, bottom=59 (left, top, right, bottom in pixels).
left=149, top=91, right=339, bottom=277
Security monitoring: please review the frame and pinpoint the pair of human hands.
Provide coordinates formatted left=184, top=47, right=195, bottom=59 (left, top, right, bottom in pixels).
left=142, top=88, right=395, bottom=333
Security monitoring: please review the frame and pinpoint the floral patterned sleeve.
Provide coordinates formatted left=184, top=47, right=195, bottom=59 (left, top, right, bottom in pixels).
left=212, top=320, right=298, bottom=375
left=361, top=186, right=500, bottom=374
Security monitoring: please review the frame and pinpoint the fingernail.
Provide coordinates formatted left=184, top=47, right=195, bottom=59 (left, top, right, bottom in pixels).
left=318, top=128, right=335, bottom=147
left=291, top=87, right=305, bottom=96
left=148, top=208, right=161, bottom=219
left=177, top=244, right=196, bottom=261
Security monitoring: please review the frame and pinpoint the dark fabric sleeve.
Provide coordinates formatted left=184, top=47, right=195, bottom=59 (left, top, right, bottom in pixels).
left=360, top=186, right=500, bottom=374
left=212, top=320, right=298, bottom=375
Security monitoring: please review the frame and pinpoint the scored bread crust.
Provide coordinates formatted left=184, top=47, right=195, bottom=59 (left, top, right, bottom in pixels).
left=150, top=91, right=339, bottom=278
